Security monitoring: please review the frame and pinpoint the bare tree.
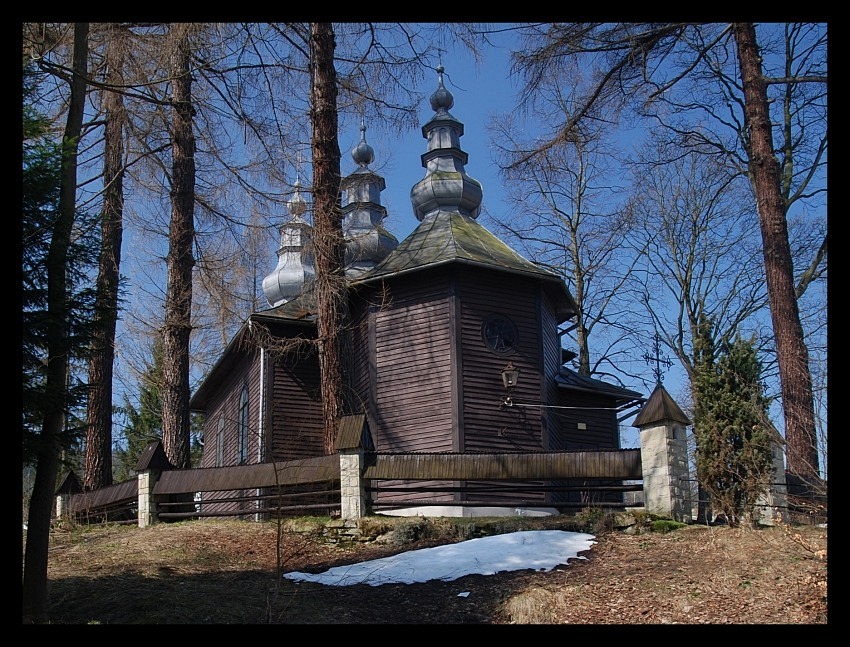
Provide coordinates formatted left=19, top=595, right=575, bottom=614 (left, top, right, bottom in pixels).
left=732, top=23, right=821, bottom=480
left=160, top=23, right=196, bottom=470
left=506, top=22, right=826, bottom=481
left=490, top=99, right=640, bottom=384
left=626, top=134, right=769, bottom=387
left=84, top=23, right=127, bottom=489
left=309, top=22, right=346, bottom=453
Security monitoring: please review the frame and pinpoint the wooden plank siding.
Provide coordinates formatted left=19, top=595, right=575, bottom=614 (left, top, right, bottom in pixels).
left=364, top=272, right=458, bottom=504
left=456, top=269, right=544, bottom=452
left=455, top=269, right=548, bottom=505
left=197, top=350, right=262, bottom=516
left=554, top=390, right=622, bottom=449
left=371, top=279, right=455, bottom=453
left=269, top=348, right=324, bottom=461
left=550, top=389, right=625, bottom=505
left=346, top=294, right=372, bottom=420
left=540, top=289, right=564, bottom=452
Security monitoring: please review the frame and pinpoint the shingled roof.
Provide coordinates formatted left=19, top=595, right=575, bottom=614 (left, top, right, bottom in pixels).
left=352, top=211, right=578, bottom=322
left=556, top=366, right=644, bottom=406
left=632, top=383, right=691, bottom=427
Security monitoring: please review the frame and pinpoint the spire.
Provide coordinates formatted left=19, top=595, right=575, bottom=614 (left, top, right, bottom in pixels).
left=261, top=173, right=315, bottom=308
left=351, top=117, right=374, bottom=168
left=410, top=65, right=483, bottom=221
left=341, top=118, right=398, bottom=278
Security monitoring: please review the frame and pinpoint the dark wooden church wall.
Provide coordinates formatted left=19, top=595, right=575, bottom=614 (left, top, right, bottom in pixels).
left=371, top=274, right=455, bottom=453
left=369, top=273, right=457, bottom=505
left=457, top=269, right=543, bottom=452
left=198, top=351, right=260, bottom=515
left=540, top=287, right=565, bottom=451
left=269, top=348, right=324, bottom=461
left=346, top=294, right=373, bottom=419
left=550, top=389, right=623, bottom=506
left=198, top=352, right=261, bottom=468
left=453, top=270, right=546, bottom=504
left=554, top=390, right=620, bottom=449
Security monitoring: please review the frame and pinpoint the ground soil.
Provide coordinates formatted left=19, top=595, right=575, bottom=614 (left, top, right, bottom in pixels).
left=36, top=515, right=827, bottom=625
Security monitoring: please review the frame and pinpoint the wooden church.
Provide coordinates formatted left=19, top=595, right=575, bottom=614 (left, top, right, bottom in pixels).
left=190, top=67, right=645, bottom=516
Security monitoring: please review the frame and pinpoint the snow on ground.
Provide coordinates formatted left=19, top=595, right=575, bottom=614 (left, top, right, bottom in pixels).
left=283, top=530, right=596, bottom=587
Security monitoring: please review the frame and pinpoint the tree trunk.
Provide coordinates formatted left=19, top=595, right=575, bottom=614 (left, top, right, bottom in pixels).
left=84, top=25, right=126, bottom=490
left=733, top=23, right=819, bottom=481
left=310, top=22, right=347, bottom=454
left=161, top=24, right=195, bottom=469
left=22, top=22, right=89, bottom=624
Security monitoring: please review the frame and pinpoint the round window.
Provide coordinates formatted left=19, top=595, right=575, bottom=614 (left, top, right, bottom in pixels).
left=482, top=315, right=519, bottom=353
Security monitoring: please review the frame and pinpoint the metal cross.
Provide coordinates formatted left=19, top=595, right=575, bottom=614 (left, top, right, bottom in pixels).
left=643, top=333, right=673, bottom=385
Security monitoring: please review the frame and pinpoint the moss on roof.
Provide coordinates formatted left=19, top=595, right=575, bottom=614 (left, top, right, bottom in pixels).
left=353, top=211, right=554, bottom=280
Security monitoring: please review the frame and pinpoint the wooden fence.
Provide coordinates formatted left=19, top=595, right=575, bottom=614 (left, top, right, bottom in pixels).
left=364, top=449, right=643, bottom=512
left=58, top=446, right=645, bottom=525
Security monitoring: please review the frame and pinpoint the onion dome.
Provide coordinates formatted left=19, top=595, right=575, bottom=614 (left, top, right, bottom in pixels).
left=261, top=177, right=316, bottom=307
left=342, top=119, right=399, bottom=278
left=409, top=65, right=483, bottom=221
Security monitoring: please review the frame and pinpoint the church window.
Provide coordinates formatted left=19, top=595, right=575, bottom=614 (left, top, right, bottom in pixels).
left=238, top=385, right=249, bottom=464
left=482, top=314, right=519, bottom=354
left=216, top=416, right=225, bottom=466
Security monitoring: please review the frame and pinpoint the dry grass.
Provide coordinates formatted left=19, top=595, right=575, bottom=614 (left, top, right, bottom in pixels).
left=32, top=514, right=827, bottom=624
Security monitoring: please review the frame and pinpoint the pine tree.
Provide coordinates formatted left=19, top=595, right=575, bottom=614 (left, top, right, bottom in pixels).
left=114, top=337, right=204, bottom=481
left=113, top=341, right=164, bottom=481
left=692, top=317, right=775, bottom=527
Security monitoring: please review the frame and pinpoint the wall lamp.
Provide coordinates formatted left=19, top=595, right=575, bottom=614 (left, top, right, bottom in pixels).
left=500, top=361, right=520, bottom=407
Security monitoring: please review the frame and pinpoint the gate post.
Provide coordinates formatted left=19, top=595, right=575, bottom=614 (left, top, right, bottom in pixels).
left=633, top=384, right=693, bottom=523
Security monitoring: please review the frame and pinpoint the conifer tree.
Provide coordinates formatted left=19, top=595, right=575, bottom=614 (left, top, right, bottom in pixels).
left=692, top=316, right=775, bottom=527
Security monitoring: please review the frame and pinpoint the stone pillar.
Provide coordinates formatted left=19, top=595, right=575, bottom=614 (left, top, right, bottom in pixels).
left=137, top=469, right=161, bottom=528
left=339, top=449, right=366, bottom=521
left=755, top=440, right=789, bottom=526
left=638, top=421, right=692, bottom=523
left=55, top=492, right=69, bottom=520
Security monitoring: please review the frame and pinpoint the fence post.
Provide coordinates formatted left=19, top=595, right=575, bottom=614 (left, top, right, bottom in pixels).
left=633, top=384, right=693, bottom=523
left=135, top=440, right=175, bottom=528
left=338, top=449, right=366, bottom=521
left=54, top=470, right=82, bottom=523
left=335, top=414, right=371, bottom=521
left=137, top=468, right=161, bottom=528
left=755, top=437, right=789, bottom=526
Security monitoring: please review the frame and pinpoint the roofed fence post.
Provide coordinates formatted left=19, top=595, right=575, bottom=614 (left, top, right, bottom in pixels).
left=754, top=436, right=789, bottom=526
left=633, top=384, right=693, bottom=523
left=336, top=415, right=371, bottom=521
left=54, top=470, right=82, bottom=522
left=135, top=440, right=175, bottom=528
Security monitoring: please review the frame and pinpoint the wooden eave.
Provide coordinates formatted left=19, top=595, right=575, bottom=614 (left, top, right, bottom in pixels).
left=350, top=211, right=579, bottom=323
left=555, top=367, right=644, bottom=407
left=189, top=311, right=316, bottom=412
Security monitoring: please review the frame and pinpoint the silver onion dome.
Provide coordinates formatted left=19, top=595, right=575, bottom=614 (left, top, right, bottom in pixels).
left=410, top=65, right=483, bottom=222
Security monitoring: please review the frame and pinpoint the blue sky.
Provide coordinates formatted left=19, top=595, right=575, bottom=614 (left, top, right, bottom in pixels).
left=330, top=48, right=690, bottom=446
left=336, top=47, right=518, bottom=244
